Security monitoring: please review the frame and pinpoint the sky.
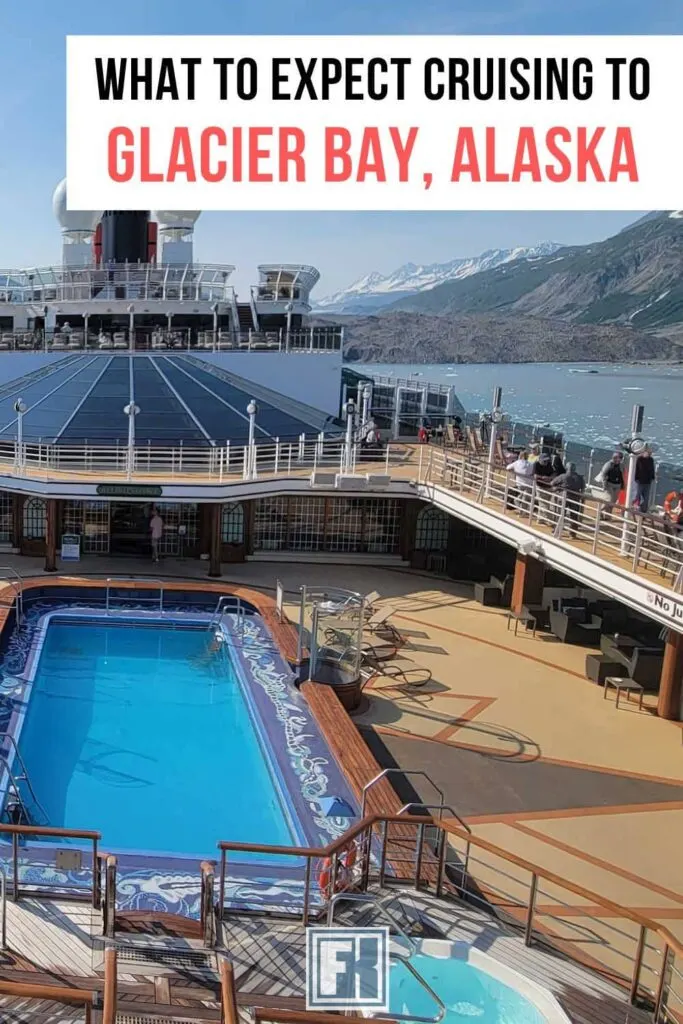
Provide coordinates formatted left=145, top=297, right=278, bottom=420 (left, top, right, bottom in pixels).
left=1, top=0, right=681, bottom=297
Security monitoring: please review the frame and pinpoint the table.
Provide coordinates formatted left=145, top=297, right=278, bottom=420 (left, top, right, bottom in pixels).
left=603, top=676, right=645, bottom=710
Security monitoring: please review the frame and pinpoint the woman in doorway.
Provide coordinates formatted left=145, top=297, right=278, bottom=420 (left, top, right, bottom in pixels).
left=149, top=507, right=164, bottom=563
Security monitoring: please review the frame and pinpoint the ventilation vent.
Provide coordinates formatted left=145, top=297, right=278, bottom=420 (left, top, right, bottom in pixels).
left=116, top=944, right=217, bottom=972
left=117, top=1016, right=215, bottom=1024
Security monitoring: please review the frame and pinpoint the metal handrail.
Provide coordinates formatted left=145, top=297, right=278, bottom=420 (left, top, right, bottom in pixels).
left=0, top=569, right=23, bottom=622
left=0, top=734, right=49, bottom=826
left=326, top=890, right=419, bottom=955
left=0, top=867, right=6, bottom=949
left=105, top=577, right=164, bottom=615
left=361, top=770, right=445, bottom=819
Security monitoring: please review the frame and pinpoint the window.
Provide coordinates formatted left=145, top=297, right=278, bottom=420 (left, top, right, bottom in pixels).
left=364, top=499, right=401, bottom=554
left=0, top=491, right=12, bottom=544
left=251, top=497, right=401, bottom=555
left=253, top=497, right=288, bottom=550
left=155, top=503, right=198, bottom=556
left=63, top=501, right=111, bottom=554
left=415, top=507, right=449, bottom=552
left=23, top=498, right=46, bottom=539
left=221, top=502, right=244, bottom=544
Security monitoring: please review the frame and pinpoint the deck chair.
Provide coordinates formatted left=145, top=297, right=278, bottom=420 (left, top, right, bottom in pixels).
left=371, top=660, right=432, bottom=689
left=364, top=606, right=402, bottom=643
left=362, top=590, right=381, bottom=613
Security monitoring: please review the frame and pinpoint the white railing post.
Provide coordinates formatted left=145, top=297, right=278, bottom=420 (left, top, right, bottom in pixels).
left=218, top=445, right=224, bottom=482
left=385, top=443, right=391, bottom=474
left=298, top=433, right=305, bottom=462
left=242, top=445, right=249, bottom=480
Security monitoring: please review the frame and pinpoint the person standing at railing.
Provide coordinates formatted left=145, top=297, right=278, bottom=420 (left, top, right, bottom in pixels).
left=551, top=462, right=585, bottom=539
left=633, top=447, right=656, bottom=513
left=506, top=450, right=534, bottom=514
left=533, top=453, right=554, bottom=524
left=595, top=452, right=625, bottom=519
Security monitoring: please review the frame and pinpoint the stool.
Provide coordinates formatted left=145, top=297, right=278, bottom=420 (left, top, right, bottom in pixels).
left=603, top=676, right=645, bottom=710
left=585, top=654, right=627, bottom=685
left=506, top=610, right=536, bottom=637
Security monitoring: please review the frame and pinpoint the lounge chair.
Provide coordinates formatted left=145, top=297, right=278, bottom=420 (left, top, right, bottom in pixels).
left=370, top=660, right=433, bottom=689
left=364, top=606, right=402, bottom=643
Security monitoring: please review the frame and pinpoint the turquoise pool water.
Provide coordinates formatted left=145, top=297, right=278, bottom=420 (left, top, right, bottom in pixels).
left=391, top=953, right=546, bottom=1024
left=16, top=620, right=295, bottom=858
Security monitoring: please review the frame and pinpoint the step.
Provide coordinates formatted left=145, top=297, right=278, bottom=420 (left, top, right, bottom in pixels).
left=112, top=944, right=219, bottom=979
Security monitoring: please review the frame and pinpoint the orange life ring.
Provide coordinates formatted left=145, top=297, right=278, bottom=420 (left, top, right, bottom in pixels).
left=318, top=858, right=333, bottom=899
left=617, top=470, right=628, bottom=506
left=663, top=491, right=681, bottom=520
left=342, top=841, right=358, bottom=872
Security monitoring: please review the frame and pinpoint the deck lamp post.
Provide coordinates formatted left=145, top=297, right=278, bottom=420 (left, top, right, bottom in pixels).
left=124, top=402, right=140, bottom=480
left=247, top=399, right=258, bottom=479
left=285, top=302, right=293, bottom=351
left=620, top=404, right=646, bottom=556
left=486, top=386, right=504, bottom=498
left=344, top=398, right=355, bottom=474
left=127, top=304, right=135, bottom=351
left=14, top=399, right=27, bottom=470
left=361, top=385, right=372, bottom=427
left=43, top=305, right=49, bottom=352
left=211, top=302, right=219, bottom=350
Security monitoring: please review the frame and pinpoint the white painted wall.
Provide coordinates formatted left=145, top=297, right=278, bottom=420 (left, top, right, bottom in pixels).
left=193, top=351, right=343, bottom=416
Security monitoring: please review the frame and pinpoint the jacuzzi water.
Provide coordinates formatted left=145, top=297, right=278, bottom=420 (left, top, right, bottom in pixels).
left=389, top=952, right=547, bottom=1024
left=15, top=620, right=295, bottom=858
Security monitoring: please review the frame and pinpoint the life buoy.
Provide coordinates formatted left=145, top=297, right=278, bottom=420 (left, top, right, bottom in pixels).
left=318, top=843, right=358, bottom=899
left=663, top=491, right=682, bottom=521
left=617, top=470, right=628, bottom=506
left=318, top=858, right=333, bottom=899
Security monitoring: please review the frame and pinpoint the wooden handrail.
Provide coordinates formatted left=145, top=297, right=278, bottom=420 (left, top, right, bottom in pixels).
left=439, top=820, right=683, bottom=961
left=255, top=1011, right=396, bottom=1024
left=0, top=823, right=100, bottom=839
left=219, top=812, right=683, bottom=963
left=220, top=958, right=239, bottom=1024
left=102, top=947, right=117, bottom=1024
left=0, top=979, right=95, bottom=1004
left=217, top=813, right=427, bottom=856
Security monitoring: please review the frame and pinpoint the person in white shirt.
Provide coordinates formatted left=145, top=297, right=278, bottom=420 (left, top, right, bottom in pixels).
left=506, top=451, right=535, bottom=514
left=149, top=509, right=164, bottom=562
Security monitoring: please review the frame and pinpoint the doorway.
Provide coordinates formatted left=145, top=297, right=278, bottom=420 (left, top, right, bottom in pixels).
left=110, top=502, right=153, bottom=557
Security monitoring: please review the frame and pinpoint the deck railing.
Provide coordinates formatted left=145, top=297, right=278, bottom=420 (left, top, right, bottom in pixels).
left=419, top=446, right=683, bottom=593
left=215, top=812, right=683, bottom=1024
left=0, top=823, right=100, bottom=904
left=0, top=326, right=343, bottom=354
left=0, top=435, right=398, bottom=482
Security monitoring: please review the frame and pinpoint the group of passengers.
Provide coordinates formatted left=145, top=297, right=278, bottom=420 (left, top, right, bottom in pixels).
left=594, top=448, right=657, bottom=515
left=505, top=446, right=585, bottom=536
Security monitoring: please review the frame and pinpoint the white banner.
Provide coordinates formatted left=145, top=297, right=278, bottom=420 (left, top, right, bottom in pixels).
left=66, top=35, right=683, bottom=211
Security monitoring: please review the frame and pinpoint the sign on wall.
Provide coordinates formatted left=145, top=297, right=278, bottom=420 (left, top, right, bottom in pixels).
left=96, top=484, right=163, bottom=498
left=61, top=533, right=81, bottom=562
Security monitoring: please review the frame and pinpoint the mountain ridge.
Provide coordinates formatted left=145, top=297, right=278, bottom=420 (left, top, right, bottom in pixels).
left=315, top=242, right=562, bottom=314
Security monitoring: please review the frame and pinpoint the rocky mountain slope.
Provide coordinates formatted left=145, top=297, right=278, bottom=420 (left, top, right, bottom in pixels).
left=333, top=312, right=680, bottom=365
left=388, top=212, right=683, bottom=331
left=315, top=242, right=561, bottom=314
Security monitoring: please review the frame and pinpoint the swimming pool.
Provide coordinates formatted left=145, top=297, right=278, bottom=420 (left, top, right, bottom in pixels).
left=16, top=618, right=297, bottom=858
left=387, top=939, right=571, bottom=1024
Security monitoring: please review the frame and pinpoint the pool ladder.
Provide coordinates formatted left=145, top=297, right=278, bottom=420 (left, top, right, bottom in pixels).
left=326, top=891, right=446, bottom=1023
left=0, top=568, right=23, bottom=624
left=208, top=596, right=245, bottom=636
left=0, top=735, right=48, bottom=827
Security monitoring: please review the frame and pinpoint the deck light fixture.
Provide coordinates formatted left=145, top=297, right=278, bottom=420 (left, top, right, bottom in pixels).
left=247, top=400, right=258, bottom=478
left=124, top=402, right=140, bottom=480
left=14, top=399, right=27, bottom=470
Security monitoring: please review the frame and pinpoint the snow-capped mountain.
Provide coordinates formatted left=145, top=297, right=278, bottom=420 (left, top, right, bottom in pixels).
left=315, top=242, right=563, bottom=314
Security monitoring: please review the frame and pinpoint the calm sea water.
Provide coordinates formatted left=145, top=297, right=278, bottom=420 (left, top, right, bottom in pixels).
left=359, top=362, right=683, bottom=465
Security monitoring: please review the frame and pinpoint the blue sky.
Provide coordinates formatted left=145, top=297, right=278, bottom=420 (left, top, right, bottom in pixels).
left=1, top=0, right=681, bottom=296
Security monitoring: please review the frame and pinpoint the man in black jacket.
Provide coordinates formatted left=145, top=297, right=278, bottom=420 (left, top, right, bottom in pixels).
left=633, top=447, right=656, bottom=513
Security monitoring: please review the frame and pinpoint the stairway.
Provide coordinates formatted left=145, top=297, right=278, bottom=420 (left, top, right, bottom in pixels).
left=236, top=303, right=256, bottom=333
